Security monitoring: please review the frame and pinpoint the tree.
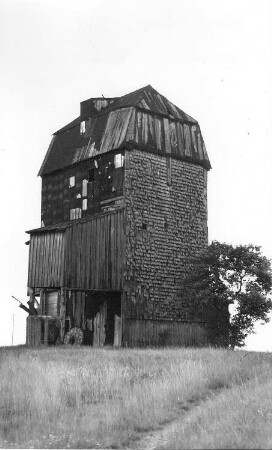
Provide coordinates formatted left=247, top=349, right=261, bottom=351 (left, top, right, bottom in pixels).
left=180, top=241, right=272, bottom=347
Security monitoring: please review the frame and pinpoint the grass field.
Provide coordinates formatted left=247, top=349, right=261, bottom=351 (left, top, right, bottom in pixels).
left=0, top=346, right=272, bottom=449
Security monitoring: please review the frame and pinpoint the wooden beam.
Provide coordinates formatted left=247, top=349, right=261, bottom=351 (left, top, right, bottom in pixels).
left=60, top=287, right=66, bottom=342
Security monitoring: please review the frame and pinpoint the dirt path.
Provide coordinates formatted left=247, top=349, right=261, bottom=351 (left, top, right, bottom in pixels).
left=126, top=398, right=201, bottom=450
left=129, top=417, right=186, bottom=450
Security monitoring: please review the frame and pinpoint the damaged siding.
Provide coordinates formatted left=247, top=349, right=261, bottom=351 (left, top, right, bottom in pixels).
left=41, top=152, right=125, bottom=226
left=122, top=149, right=208, bottom=343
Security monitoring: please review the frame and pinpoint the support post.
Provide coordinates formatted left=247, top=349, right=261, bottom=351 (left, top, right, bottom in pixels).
left=44, top=317, right=49, bottom=345
left=39, top=289, right=45, bottom=315
left=60, top=287, right=66, bottom=342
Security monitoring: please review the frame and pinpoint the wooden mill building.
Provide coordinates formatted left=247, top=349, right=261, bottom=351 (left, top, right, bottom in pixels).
left=26, top=85, right=211, bottom=347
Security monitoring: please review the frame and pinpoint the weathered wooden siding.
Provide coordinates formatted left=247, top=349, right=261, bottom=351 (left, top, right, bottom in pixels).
left=28, top=210, right=124, bottom=291
left=26, top=316, right=43, bottom=346
left=26, top=316, right=60, bottom=346
left=65, top=210, right=124, bottom=290
left=28, top=231, right=65, bottom=288
left=41, top=152, right=124, bottom=226
left=122, top=319, right=208, bottom=347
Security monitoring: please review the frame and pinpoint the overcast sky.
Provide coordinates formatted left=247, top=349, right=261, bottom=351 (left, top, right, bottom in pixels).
left=0, top=0, right=271, bottom=349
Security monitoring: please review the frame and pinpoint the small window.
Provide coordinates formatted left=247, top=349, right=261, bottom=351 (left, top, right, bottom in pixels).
left=70, top=208, right=82, bottom=220
left=82, top=199, right=87, bottom=210
left=75, top=208, right=81, bottom=219
left=82, top=179, right=88, bottom=197
left=114, top=153, right=124, bottom=168
left=69, top=176, right=75, bottom=188
left=88, top=168, right=95, bottom=183
left=80, top=121, right=86, bottom=134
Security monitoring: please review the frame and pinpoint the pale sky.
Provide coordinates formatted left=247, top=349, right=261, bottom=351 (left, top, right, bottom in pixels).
left=0, top=0, right=271, bottom=349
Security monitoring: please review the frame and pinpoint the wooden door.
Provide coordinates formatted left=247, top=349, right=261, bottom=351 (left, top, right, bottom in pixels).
left=93, top=301, right=107, bottom=347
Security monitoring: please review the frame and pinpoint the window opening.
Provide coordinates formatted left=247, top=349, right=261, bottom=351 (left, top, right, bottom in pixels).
left=82, top=199, right=87, bottom=210
left=69, top=176, right=75, bottom=188
left=114, top=153, right=124, bottom=168
left=70, top=208, right=82, bottom=220
left=82, top=179, right=88, bottom=197
left=88, top=169, right=95, bottom=183
left=80, top=121, right=86, bottom=134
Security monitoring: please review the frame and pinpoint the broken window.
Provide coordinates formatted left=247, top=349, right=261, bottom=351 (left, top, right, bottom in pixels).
left=70, top=208, right=82, bottom=220
left=82, top=199, right=87, bottom=210
left=85, top=152, right=125, bottom=206
left=69, top=176, right=75, bottom=188
left=88, top=169, right=95, bottom=183
left=82, top=179, right=88, bottom=197
left=80, top=121, right=86, bottom=134
left=114, top=153, right=124, bottom=168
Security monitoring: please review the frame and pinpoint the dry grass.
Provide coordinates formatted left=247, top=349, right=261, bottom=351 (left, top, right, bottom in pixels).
left=0, top=346, right=271, bottom=449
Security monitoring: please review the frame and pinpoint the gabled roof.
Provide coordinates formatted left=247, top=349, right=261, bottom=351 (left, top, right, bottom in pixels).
left=39, top=85, right=210, bottom=176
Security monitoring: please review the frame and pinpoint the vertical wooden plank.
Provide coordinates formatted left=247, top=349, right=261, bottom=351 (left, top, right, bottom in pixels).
left=176, top=122, right=184, bottom=157
left=90, top=220, right=94, bottom=288
left=154, top=117, right=162, bottom=150
left=44, top=318, right=49, bottom=346
left=27, top=238, right=33, bottom=287
left=71, top=225, right=77, bottom=287
left=55, top=232, right=60, bottom=285
left=82, top=223, right=88, bottom=289
left=96, top=218, right=100, bottom=289
left=118, top=210, right=123, bottom=290
left=163, top=118, right=171, bottom=154
left=32, top=235, right=38, bottom=287
left=81, top=291, right=86, bottom=330
left=55, top=233, right=61, bottom=285
left=39, top=289, right=44, bottom=315
left=43, top=233, right=49, bottom=287
left=105, top=214, right=109, bottom=288
left=184, top=124, right=192, bottom=156
left=51, top=233, right=57, bottom=286
left=85, top=222, right=91, bottom=288
left=114, top=315, right=122, bottom=347
left=38, top=233, right=44, bottom=287
left=36, top=317, right=42, bottom=346
left=60, top=287, right=66, bottom=342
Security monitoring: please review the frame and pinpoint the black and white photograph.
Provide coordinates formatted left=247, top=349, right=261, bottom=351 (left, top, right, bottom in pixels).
left=0, top=0, right=272, bottom=448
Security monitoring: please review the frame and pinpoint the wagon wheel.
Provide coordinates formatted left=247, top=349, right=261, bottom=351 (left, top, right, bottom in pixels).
left=64, top=327, right=84, bottom=345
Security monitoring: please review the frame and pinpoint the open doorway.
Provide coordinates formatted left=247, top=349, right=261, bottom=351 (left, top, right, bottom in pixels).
left=84, top=291, right=121, bottom=346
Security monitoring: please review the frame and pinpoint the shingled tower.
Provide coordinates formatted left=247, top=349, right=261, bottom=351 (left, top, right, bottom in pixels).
left=26, top=85, right=211, bottom=346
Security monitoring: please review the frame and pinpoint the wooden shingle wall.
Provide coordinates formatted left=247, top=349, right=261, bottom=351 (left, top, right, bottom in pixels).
left=123, top=149, right=208, bottom=323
